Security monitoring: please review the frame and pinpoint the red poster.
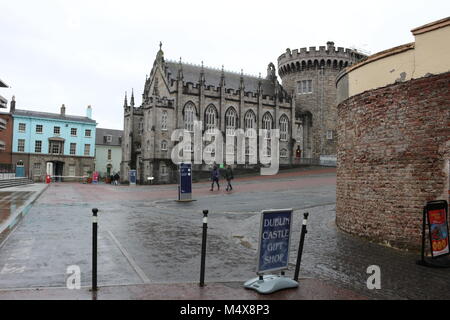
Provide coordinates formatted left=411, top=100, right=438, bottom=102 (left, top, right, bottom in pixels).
left=427, top=209, right=449, bottom=257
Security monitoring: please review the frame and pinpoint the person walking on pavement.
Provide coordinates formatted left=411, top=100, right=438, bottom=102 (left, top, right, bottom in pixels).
left=114, top=172, right=120, bottom=185
left=225, top=165, right=234, bottom=191
left=210, top=165, right=220, bottom=191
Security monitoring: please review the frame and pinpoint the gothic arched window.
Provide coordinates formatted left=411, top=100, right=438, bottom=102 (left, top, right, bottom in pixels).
left=161, top=110, right=168, bottom=130
left=244, top=110, right=256, bottom=137
left=225, top=107, right=237, bottom=136
left=205, top=105, right=217, bottom=134
left=183, top=103, right=196, bottom=132
left=279, top=115, right=289, bottom=141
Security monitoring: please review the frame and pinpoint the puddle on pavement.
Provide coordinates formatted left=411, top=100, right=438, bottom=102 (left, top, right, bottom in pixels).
left=0, top=192, right=34, bottom=225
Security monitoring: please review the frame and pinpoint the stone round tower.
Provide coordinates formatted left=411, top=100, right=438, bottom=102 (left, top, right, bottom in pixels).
left=277, top=41, right=366, bottom=160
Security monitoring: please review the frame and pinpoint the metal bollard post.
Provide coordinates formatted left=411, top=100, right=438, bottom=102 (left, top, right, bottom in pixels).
left=199, top=210, right=208, bottom=287
left=92, top=208, right=98, bottom=291
left=294, top=212, right=309, bottom=282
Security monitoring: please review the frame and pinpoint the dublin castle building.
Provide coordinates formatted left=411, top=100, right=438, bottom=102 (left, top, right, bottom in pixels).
left=122, top=43, right=366, bottom=184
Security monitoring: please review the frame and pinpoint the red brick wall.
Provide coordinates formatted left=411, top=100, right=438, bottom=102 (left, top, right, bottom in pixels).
left=0, top=113, right=13, bottom=164
left=336, top=72, right=450, bottom=249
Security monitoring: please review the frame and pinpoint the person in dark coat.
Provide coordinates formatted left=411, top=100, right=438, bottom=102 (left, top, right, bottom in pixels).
left=225, top=165, right=234, bottom=191
left=210, top=165, right=220, bottom=191
left=114, top=172, right=120, bottom=185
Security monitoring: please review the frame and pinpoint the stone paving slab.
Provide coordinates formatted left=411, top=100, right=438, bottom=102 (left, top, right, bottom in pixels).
left=0, top=278, right=367, bottom=300
left=0, top=183, right=49, bottom=246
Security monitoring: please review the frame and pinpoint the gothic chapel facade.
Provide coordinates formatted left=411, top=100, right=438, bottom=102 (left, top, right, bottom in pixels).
left=121, top=45, right=296, bottom=184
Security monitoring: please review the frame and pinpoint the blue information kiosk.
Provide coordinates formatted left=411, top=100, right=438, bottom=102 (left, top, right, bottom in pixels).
left=244, top=208, right=299, bottom=294
left=178, top=163, right=193, bottom=202
left=129, top=169, right=137, bottom=186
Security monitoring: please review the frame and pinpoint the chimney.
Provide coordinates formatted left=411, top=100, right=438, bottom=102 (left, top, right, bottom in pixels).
left=10, top=96, right=16, bottom=113
left=86, top=105, right=92, bottom=119
left=60, top=104, right=66, bottom=116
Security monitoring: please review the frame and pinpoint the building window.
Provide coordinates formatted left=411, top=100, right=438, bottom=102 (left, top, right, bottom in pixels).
left=36, top=124, right=43, bottom=133
left=327, top=130, right=333, bottom=140
left=161, top=110, right=168, bottom=130
left=297, top=80, right=313, bottom=94
left=225, top=107, right=237, bottom=136
left=160, top=163, right=168, bottom=176
left=205, top=105, right=217, bottom=134
left=54, top=126, right=61, bottom=135
left=107, top=149, right=112, bottom=160
left=51, top=143, right=60, bottom=154
left=184, top=103, right=196, bottom=132
left=33, top=163, right=41, bottom=177
left=161, top=140, right=168, bottom=151
left=18, top=123, right=26, bottom=132
left=280, top=116, right=289, bottom=141
left=280, top=148, right=288, bottom=158
left=70, top=143, right=76, bottom=155
left=262, top=113, right=273, bottom=156
left=103, top=135, right=112, bottom=143
left=70, top=128, right=77, bottom=136
left=84, top=144, right=91, bottom=156
left=85, top=129, right=91, bottom=137
left=244, top=110, right=256, bottom=137
left=35, top=140, right=42, bottom=153
left=18, top=139, right=25, bottom=152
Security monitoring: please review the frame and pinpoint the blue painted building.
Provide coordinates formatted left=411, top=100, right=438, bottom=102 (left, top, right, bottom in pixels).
left=11, top=102, right=97, bottom=181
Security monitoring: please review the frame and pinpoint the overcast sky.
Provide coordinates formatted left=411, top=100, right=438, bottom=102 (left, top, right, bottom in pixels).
left=1, top=0, right=449, bottom=130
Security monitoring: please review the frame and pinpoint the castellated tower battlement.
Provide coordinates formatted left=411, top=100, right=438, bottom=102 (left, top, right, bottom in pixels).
left=277, top=41, right=367, bottom=77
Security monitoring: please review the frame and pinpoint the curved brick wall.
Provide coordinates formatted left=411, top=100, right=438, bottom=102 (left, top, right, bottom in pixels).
left=336, top=72, right=450, bottom=249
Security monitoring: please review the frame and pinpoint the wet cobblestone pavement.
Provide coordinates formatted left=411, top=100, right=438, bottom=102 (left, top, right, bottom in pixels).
left=0, top=168, right=449, bottom=299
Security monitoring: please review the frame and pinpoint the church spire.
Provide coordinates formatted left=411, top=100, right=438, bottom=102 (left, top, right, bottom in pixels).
left=219, top=65, right=226, bottom=87
left=199, top=61, right=205, bottom=85
left=123, top=91, right=128, bottom=108
left=177, top=57, right=184, bottom=80
left=240, top=68, right=245, bottom=90
left=130, top=89, right=135, bottom=107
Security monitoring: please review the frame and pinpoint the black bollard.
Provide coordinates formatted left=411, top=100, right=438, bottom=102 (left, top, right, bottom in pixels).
left=294, top=212, right=309, bottom=282
left=199, top=210, right=208, bottom=287
left=92, top=208, right=98, bottom=291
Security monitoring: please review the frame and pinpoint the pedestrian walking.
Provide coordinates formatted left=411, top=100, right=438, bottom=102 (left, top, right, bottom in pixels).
left=225, top=165, right=234, bottom=191
left=210, top=165, right=220, bottom=191
left=114, top=172, right=120, bottom=185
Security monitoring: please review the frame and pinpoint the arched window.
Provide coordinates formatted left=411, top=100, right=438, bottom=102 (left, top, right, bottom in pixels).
left=262, top=112, right=273, bottom=157
left=183, top=103, right=196, bottom=132
left=161, top=140, right=167, bottom=151
left=205, top=105, right=217, bottom=134
left=244, top=110, right=256, bottom=137
left=161, top=110, right=168, bottom=130
left=279, top=115, right=289, bottom=141
left=280, top=148, right=288, bottom=158
left=262, top=112, right=273, bottom=138
left=225, top=107, right=237, bottom=136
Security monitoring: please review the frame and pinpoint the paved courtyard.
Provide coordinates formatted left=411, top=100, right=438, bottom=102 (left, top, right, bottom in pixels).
left=0, top=167, right=449, bottom=300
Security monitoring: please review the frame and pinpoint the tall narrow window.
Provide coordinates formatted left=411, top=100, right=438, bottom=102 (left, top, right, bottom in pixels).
left=84, top=144, right=91, bottom=156
left=297, top=80, right=313, bottom=94
left=70, top=128, right=77, bottom=136
left=205, top=105, right=217, bottom=134
left=36, top=125, right=43, bottom=133
left=262, top=112, right=273, bottom=156
left=18, top=139, right=25, bottom=152
left=280, top=115, right=289, bottom=141
left=35, top=140, right=42, bottom=153
left=70, top=143, right=77, bottom=155
left=85, top=129, right=91, bottom=137
left=225, top=107, right=237, bottom=136
left=161, top=110, right=168, bottom=130
left=184, top=103, right=196, bottom=132
left=54, top=126, right=61, bottom=135
left=18, top=123, right=26, bottom=132
left=244, top=110, right=256, bottom=137
left=107, top=149, right=112, bottom=160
